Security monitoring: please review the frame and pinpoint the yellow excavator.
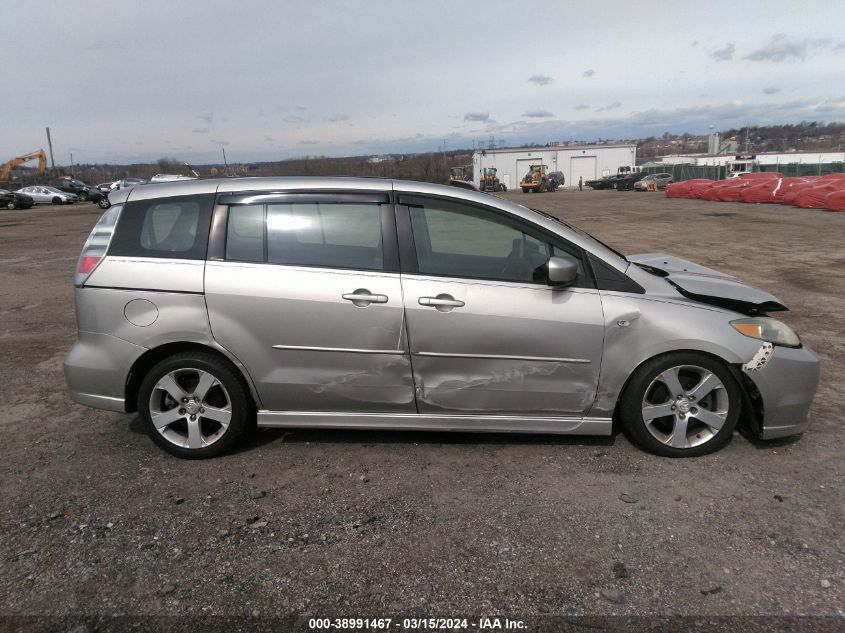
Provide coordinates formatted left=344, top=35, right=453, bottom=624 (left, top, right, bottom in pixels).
left=0, top=150, right=48, bottom=181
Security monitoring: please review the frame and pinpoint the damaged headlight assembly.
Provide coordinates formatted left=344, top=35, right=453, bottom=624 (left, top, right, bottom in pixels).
left=730, top=317, right=801, bottom=348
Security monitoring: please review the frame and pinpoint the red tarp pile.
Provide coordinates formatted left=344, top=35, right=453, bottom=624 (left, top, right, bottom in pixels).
left=824, top=190, right=845, bottom=211
left=794, top=181, right=845, bottom=209
left=700, top=180, right=742, bottom=201
left=666, top=179, right=714, bottom=198
left=739, top=177, right=808, bottom=203
left=782, top=180, right=820, bottom=205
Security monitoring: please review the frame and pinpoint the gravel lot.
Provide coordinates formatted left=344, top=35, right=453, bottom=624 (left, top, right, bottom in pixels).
left=0, top=191, right=843, bottom=629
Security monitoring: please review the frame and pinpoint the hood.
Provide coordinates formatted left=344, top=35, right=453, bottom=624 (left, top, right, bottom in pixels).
left=628, top=253, right=788, bottom=314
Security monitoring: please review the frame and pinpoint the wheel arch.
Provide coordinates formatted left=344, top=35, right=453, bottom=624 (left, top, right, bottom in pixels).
left=609, top=347, right=759, bottom=436
left=124, top=341, right=262, bottom=413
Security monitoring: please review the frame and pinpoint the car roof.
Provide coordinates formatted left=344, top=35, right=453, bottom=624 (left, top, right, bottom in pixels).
left=110, top=176, right=628, bottom=271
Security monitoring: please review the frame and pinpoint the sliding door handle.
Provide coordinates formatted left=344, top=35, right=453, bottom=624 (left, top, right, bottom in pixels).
left=342, top=289, right=388, bottom=307
left=419, top=294, right=465, bottom=312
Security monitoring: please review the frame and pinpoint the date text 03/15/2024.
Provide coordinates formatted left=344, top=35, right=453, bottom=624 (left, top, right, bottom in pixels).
left=308, top=618, right=526, bottom=630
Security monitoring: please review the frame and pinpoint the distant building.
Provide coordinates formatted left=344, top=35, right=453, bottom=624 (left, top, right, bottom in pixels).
left=656, top=150, right=845, bottom=173
left=472, top=144, right=637, bottom=189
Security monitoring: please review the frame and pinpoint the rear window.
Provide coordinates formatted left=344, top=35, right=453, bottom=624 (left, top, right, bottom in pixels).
left=109, top=194, right=214, bottom=259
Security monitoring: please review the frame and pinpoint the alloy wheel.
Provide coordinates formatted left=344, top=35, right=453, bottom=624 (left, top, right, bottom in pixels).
left=641, top=365, right=729, bottom=449
left=148, top=367, right=232, bottom=449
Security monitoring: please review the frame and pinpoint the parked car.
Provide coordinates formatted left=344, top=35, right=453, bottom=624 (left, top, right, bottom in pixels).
left=98, top=182, right=117, bottom=194
left=634, top=173, right=674, bottom=190
left=585, top=175, right=615, bottom=190
left=614, top=171, right=648, bottom=191
left=727, top=171, right=752, bottom=179
left=16, top=186, right=78, bottom=205
left=65, top=177, right=819, bottom=459
left=49, top=178, right=105, bottom=204
left=0, top=188, right=34, bottom=210
left=149, top=174, right=196, bottom=183
left=110, top=178, right=148, bottom=191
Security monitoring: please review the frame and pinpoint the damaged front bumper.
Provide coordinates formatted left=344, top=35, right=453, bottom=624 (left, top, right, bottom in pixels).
left=741, top=342, right=820, bottom=440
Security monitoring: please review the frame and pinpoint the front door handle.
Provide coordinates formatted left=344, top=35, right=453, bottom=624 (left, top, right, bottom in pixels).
left=342, top=288, right=388, bottom=307
left=419, top=294, right=465, bottom=312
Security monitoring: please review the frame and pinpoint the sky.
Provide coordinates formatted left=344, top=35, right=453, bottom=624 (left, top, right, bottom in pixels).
left=1, top=0, right=844, bottom=165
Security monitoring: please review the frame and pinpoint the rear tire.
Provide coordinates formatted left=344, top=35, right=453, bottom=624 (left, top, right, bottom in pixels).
left=138, top=352, right=254, bottom=459
left=521, top=188, right=529, bottom=193
left=78, top=191, right=88, bottom=202
left=52, top=196, right=62, bottom=205
left=619, top=352, right=741, bottom=457
left=5, top=200, right=15, bottom=210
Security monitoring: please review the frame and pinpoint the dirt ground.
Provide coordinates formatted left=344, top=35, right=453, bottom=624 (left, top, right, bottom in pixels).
left=0, top=191, right=843, bottom=629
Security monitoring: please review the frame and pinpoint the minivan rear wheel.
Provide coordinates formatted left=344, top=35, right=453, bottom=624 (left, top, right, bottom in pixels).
left=619, top=352, right=741, bottom=457
left=138, top=352, right=252, bottom=458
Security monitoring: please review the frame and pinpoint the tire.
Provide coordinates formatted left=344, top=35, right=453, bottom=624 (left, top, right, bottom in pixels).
left=138, top=352, right=254, bottom=459
left=501, top=184, right=507, bottom=192
left=52, top=196, right=62, bottom=205
left=78, top=191, right=88, bottom=202
left=5, top=200, right=15, bottom=210
left=521, top=188, right=529, bottom=193
left=98, top=197, right=111, bottom=209
left=619, top=352, right=741, bottom=457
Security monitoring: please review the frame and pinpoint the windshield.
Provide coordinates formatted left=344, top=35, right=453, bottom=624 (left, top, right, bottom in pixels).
left=529, top=207, right=629, bottom=262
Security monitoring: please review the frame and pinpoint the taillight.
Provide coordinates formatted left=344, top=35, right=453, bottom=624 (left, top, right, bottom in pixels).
left=75, top=204, right=122, bottom=286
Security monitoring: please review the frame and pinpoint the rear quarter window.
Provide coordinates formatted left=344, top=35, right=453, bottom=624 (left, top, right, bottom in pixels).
left=109, top=194, right=214, bottom=259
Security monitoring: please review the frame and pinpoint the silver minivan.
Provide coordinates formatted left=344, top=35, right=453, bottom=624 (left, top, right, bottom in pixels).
left=64, top=177, right=819, bottom=458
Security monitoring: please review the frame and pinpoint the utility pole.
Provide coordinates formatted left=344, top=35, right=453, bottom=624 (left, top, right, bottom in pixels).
left=222, top=147, right=228, bottom=168
left=45, top=127, right=56, bottom=173
left=70, top=152, right=74, bottom=177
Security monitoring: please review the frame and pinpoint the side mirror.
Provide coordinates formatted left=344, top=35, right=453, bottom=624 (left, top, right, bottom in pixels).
left=547, top=256, right=578, bottom=286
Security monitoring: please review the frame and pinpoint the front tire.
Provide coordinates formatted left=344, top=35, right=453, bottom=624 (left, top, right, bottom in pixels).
left=52, top=196, right=62, bottom=205
left=138, top=352, right=253, bottom=459
left=5, top=200, right=15, bottom=210
left=98, top=197, right=110, bottom=209
left=78, top=191, right=88, bottom=202
left=619, top=352, right=741, bottom=457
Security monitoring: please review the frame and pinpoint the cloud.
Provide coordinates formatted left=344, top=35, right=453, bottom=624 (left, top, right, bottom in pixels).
left=191, top=127, right=210, bottom=133
left=522, top=109, right=554, bottom=118
left=264, top=136, right=274, bottom=142
left=295, top=104, right=307, bottom=110
left=836, top=41, right=845, bottom=51
left=283, top=115, right=307, bottom=123
left=711, top=43, right=735, bottom=61
left=762, top=86, right=781, bottom=95
left=691, top=40, right=699, bottom=47
left=298, top=140, right=320, bottom=145
left=327, top=114, right=350, bottom=122
left=574, top=104, right=590, bottom=111
left=582, top=69, right=595, bottom=77
left=464, top=112, right=490, bottom=122
left=745, top=34, right=831, bottom=62
left=528, top=74, right=553, bottom=86
left=212, top=140, right=230, bottom=146
left=197, top=111, right=214, bottom=124
left=596, top=101, right=622, bottom=112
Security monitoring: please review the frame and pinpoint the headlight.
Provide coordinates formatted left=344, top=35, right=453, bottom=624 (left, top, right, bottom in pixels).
left=730, top=317, right=801, bottom=348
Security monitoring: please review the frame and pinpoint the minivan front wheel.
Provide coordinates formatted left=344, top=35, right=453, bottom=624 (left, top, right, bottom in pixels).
left=139, top=353, right=252, bottom=458
left=619, top=352, right=740, bottom=457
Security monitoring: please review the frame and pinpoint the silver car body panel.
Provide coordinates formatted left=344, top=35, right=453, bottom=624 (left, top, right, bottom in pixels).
left=65, top=177, right=820, bottom=442
left=204, top=261, right=415, bottom=412
left=257, top=410, right=612, bottom=435
left=400, top=274, right=604, bottom=415
left=627, top=253, right=787, bottom=310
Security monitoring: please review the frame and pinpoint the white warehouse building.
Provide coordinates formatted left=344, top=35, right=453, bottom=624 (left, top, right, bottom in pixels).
left=471, top=144, right=637, bottom=190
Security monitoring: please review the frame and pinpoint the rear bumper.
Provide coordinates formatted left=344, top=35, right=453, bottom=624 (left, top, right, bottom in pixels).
left=64, top=331, right=147, bottom=413
left=743, top=343, right=820, bottom=439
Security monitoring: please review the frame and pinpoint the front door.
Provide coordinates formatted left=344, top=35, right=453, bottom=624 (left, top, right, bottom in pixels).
left=205, top=193, right=415, bottom=413
left=396, top=195, right=605, bottom=416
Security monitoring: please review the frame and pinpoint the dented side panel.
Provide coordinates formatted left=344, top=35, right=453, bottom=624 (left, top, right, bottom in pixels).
left=205, top=261, right=416, bottom=412
left=401, top=275, right=605, bottom=415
